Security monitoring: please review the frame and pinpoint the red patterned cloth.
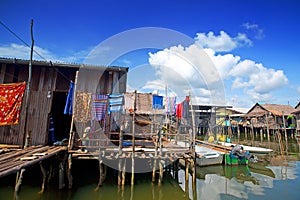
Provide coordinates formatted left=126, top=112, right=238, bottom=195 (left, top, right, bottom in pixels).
left=0, top=82, right=26, bottom=126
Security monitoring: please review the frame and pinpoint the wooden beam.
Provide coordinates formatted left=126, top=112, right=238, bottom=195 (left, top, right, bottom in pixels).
left=0, top=63, right=6, bottom=83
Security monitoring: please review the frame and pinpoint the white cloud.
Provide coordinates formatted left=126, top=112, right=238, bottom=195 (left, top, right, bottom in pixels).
left=147, top=30, right=288, bottom=106
left=148, top=44, right=226, bottom=104
left=242, top=22, right=265, bottom=40
left=195, top=31, right=252, bottom=52
left=0, top=43, right=88, bottom=63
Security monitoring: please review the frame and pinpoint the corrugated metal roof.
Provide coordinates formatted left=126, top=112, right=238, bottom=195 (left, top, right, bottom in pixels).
left=0, top=57, right=128, bottom=72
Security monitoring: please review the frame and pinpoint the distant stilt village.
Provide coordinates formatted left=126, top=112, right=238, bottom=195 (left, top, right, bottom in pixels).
left=0, top=57, right=299, bottom=195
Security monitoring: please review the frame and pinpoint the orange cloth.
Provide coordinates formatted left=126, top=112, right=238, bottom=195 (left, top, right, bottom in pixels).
left=0, top=82, right=26, bottom=126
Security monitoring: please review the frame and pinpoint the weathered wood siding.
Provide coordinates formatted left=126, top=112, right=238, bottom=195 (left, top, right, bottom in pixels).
left=0, top=61, right=77, bottom=145
left=0, top=59, right=128, bottom=146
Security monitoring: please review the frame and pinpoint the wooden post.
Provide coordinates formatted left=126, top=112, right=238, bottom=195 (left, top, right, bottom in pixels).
left=59, top=161, right=65, bottom=190
left=23, top=19, right=34, bottom=148
left=245, top=126, right=248, bottom=141
left=15, top=168, right=25, bottom=193
left=237, top=125, right=240, bottom=143
left=185, top=159, right=189, bottom=194
left=174, top=159, right=179, bottom=182
left=152, top=157, right=157, bottom=183
left=131, top=90, right=137, bottom=187
left=158, top=160, right=163, bottom=187
left=260, top=128, right=263, bottom=143
left=122, top=158, right=126, bottom=188
left=39, top=161, right=48, bottom=194
left=265, top=112, right=270, bottom=142
left=95, top=161, right=106, bottom=191
left=250, top=123, right=254, bottom=145
left=118, top=125, right=123, bottom=187
left=118, top=158, right=122, bottom=187
left=191, top=158, right=197, bottom=200
left=282, top=111, right=288, bottom=144
left=189, top=93, right=196, bottom=153
left=68, top=71, right=78, bottom=150
left=67, top=154, right=73, bottom=189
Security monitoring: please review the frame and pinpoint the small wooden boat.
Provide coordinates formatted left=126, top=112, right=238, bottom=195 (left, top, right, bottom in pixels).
left=196, top=151, right=224, bottom=166
left=177, top=141, right=225, bottom=166
left=195, top=145, right=224, bottom=166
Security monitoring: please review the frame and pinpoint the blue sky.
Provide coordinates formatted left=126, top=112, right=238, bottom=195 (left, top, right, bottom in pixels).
left=1, top=0, right=300, bottom=108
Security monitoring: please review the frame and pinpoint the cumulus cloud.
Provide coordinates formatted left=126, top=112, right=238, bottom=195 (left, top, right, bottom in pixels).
left=201, top=46, right=288, bottom=104
left=148, top=44, right=226, bottom=104
left=148, top=30, right=288, bottom=106
left=195, top=31, right=252, bottom=52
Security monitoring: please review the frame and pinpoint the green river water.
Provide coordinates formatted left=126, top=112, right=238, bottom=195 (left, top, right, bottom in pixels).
left=1, top=137, right=300, bottom=200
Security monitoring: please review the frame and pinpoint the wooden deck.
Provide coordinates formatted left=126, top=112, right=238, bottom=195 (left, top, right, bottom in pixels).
left=0, top=145, right=67, bottom=178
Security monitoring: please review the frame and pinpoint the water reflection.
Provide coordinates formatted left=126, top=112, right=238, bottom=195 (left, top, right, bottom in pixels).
left=1, top=136, right=300, bottom=200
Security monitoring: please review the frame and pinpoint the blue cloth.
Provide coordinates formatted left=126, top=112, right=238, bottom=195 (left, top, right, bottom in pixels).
left=152, top=95, right=163, bottom=109
left=48, top=116, right=56, bottom=144
left=108, top=94, right=124, bottom=113
left=64, top=82, right=74, bottom=115
left=182, top=99, right=189, bottom=118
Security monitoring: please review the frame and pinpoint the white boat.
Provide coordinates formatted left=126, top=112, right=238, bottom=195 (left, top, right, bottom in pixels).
left=218, top=142, right=273, bottom=154
left=176, top=141, right=224, bottom=166
left=195, top=145, right=224, bottom=166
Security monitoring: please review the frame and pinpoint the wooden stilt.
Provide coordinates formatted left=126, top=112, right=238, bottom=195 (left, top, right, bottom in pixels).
left=191, top=158, right=197, bottom=200
left=15, top=168, right=25, bottom=193
left=47, top=161, right=54, bottom=183
left=67, top=154, right=73, bottom=189
left=260, top=128, right=263, bottom=143
left=158, top=160, right=163, bottom=187
left=131, top=154, right=135, bottom=187
left=121, top=158, right=126, bottom=188
left=174, top=160, right=179, bottom=182
left=152, top=158, right=157, bottom=183
left=39, top=161, right=48, bottom=194
left=59, top=161, right=65, bottom=190
left=118, top=158, right=122, bottom=187
left=185, top=159, right=189, bottom=194
left=237, top=126, right=240, bottom=143
left=251, top=124, right=254, bottom=145
left=95, top=161, right=106, bottom=191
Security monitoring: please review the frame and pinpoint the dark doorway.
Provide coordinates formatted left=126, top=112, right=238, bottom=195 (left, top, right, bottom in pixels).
left=50, top=92, right=72, bottom=142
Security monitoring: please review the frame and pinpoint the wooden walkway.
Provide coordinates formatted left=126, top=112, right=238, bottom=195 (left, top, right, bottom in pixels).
left=0, top=145, right=67, bottom=178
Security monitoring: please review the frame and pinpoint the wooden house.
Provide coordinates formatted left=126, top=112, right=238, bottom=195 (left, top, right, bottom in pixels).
left=0, top=58, right=128, bottom=146
left=292, top=102, right=300, bottom=135
left=244, top=103, right=296, bottom=131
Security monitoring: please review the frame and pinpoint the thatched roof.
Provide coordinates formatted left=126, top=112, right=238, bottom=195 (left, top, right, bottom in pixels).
left=245, top=103, right=296, bottom=117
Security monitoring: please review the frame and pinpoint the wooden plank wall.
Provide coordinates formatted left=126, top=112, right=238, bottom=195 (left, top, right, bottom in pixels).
left=0, top=63, right=126, bottom=146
